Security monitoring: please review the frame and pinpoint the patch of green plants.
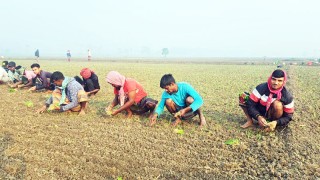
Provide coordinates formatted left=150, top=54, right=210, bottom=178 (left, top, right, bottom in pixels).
left=224, top=138, right=239, bottom=145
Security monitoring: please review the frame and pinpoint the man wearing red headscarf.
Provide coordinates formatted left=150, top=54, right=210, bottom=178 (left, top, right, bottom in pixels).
left=239, top=69, right=294, bottom=132
left=79, top=68, right=100, bottom=96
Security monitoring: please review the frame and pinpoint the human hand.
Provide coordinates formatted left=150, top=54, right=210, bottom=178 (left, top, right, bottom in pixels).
left=264, top=121, right=277, bottom=132
left=28, top=86, right=36, bottom=91
left=105, top=105, right=113, bottom=115
left=174, top=111, right=181, bottom=118
left=17, top=84, right=24, bottom=88
left=111, top=110, right=118, bottom=116
left=149, top=113, right=158, bottom=126
left=36, top=106, right=47, bottom=114
left=257, top=116, right=268, bottom=127
left=174, top=109, right=187, bottom=118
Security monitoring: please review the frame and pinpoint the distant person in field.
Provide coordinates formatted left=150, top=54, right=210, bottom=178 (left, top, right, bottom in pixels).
left=87, top=49, right=91, bottom=61
left=67, top=50, right=71, bottom=62
left=239, top=69, right=294, bottom=132
left=0, top=66, right=9, bottom=84
left=149, top=74, right=206, bottom=127
left=77, top=68, right=100, bottom=97
left=105, top=71, right=158, bottom=118
left=35, top=49, right=40, bottom=62
left=36, top=71, right=89, bottom=116
left=28, top=63, right=53, bottom=91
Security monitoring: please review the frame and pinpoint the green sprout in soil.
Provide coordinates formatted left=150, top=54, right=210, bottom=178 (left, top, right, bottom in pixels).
left=9, top=88, right=17, bottom=93
left=224, top=138, right=240, bottom=145
left=174, top=128, right=184, bottom=135
left=256, top=133, right=262, bottom=141
left=24, top=100, right=34, bottom=107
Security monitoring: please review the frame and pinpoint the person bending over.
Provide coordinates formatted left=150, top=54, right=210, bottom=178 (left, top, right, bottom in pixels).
left=105, top=71, right=158, bottom=118
left=36, top=71, right=89, bottom=116
left=149, top=74, right=206, bottom=127
left=79, top=68, right=100, bottom=97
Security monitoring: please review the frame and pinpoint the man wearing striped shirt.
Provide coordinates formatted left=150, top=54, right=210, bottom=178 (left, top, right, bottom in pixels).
left=240, top=69, right=294, bottom=132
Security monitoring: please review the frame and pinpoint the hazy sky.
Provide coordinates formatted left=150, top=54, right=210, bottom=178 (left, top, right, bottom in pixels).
left=1, top=0, right=320, bottom=58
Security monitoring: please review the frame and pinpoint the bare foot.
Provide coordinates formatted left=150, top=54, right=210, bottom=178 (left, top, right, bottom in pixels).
left=241, top=119, right=253, bottom=128
left=78, top=110, right=86, bottom=116
left=126, top=112, right=133, bottom=118
left=199, top=115, right=206, bottom=127
left=149, top=120, right=156, bottom=126
left=83, top=102, right=88, bottom=110
left=172, top=118, right=182, bottom=127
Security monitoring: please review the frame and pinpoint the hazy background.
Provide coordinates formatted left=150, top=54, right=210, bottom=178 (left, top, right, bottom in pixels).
left=1, top=0, right=320, bottom=59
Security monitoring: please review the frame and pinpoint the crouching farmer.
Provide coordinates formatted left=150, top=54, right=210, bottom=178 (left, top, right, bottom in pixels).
left=36, top=71, right=89, bottom=115
left=105, top=71, right=158, bottom=118
left=239, top=69, right=294, bottom=132
left=149, top=74, right=206, bottom=127
left=80, top=68, right=100, bottom=96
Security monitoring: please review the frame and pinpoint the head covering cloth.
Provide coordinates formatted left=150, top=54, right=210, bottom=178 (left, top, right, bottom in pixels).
left=106, top=71, right=126, bottom=106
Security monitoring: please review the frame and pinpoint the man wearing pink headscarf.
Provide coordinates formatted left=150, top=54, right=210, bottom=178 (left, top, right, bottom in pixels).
left=105, top=71, right=158, bottom=118
left=79, top=68, right=100, bottom=97
left=239, top=69, right=294, bottom=132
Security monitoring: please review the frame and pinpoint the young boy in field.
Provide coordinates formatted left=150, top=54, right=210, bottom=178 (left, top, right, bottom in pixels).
left=36, top=71, right=89, bottom=116
left=239, top=69, right=294, bottom=132
left=105, top=71, right=158, bottom=118
left=149, top=74, right=206, bottom=127
left=28, top=63, right=53, bottom=91
left=7, top=61, right=25, bottom=87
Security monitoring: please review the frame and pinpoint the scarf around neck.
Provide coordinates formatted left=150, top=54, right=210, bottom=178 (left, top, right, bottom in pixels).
left=266, top=70, right=287, bottom=111
left=58, top=77, right=72, bottom=105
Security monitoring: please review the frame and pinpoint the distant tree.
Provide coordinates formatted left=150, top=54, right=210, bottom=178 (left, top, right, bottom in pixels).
left=162, top=48, right=169, bottom=57
left=318, top=58, right=320, bottom=63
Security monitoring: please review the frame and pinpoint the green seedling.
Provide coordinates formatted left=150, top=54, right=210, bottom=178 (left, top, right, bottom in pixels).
left=117, top=176, right=123, bottom=180
left=256, top=133, right=262, bottom=141
left=224, top=138, right=240, bottom=145
left=9, top=88, right=17, bottom=93
left=106, top=110, right=112, bottom=116
left=24, top=100, right=34, bottom=107
left=174, top=128, right=184, bottom=135
left=48, top=103, right=60, bottom=111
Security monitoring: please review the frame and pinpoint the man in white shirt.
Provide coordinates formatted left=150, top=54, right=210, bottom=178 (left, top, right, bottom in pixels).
left=0, top=67, right=9, bottom=84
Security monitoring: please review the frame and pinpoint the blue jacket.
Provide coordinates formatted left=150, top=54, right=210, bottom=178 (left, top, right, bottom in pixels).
left=155, top=82, right=203, bottom=116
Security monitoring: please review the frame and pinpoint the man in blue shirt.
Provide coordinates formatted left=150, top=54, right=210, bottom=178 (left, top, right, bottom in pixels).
left=149, top=74, right=206, bottom=127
